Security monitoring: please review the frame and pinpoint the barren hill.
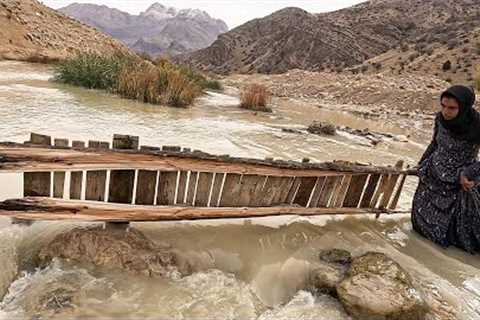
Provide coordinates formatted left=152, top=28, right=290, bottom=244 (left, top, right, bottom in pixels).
left=59, top=2, right=228, bottom=57
left=178, top=0, right=480, bottom=78
left=0, top=0, right=131, bottom=62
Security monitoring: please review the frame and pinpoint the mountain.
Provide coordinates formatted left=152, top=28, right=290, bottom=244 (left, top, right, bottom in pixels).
left=0, top=0, right=132, bottom=62
left=59, top=2, right=229, bottom=57
left=177, top=0, right=480, bottom=79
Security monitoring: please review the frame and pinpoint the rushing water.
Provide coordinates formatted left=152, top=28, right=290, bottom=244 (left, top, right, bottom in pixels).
left=0, top=61, right=479, bottom=319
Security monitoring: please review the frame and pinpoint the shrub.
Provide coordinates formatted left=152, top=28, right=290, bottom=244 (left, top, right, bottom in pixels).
left=54, top=53, right=210, bottom=107
left=54, top=53, right=130, bottom=89
left=240, top=84, right=272, bottom=112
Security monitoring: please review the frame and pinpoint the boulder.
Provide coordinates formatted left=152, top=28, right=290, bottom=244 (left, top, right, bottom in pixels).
left=38, top=226, right=182, bottom=277
left=309, top=249, right=352, bottom=296
left=337, top=252, right=427, bottom=320
left=307, top=121, right=337, bottom=136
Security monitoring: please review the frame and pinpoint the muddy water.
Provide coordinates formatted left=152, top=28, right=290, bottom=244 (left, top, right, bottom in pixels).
left=0, top=61, right=478, bottom=319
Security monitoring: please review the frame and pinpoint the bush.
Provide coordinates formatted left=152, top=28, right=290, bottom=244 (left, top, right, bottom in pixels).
left=240, top=84, right=272, bottom=112
left=54, top=53, right=209, bottom=107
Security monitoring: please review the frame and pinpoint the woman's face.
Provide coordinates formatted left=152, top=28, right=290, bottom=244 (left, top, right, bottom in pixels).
left=441, top=96, right=460, bottom=120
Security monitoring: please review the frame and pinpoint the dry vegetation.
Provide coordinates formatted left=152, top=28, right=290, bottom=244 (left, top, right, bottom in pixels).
left=239, top=84, right=272, bottom=112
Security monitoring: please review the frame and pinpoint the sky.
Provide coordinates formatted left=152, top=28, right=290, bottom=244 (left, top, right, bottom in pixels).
left=41, top=0, right=366, bottom=28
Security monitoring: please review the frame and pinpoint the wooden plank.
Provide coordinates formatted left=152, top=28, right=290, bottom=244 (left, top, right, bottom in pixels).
left=308, top=176, right=326, bottom=208
left=254, top=176, right=282, bottom=206
left=293, top=177, right=318, bottom=207
left=388, top=174, right=407, bottom=210
left=219, top=174, right=242, bottom=207
left=186, top=171, right=198, bottom=205
left=194, top=172, right=214, bottom=206
left=85, top=170, right=107, bottom=201
left=271, top=177, right=295, bottom=205
left=30, top=133, right=51, bottom=146
left=113, top=134, right=139, bottom=150
left=286, top=177, right=301, bottom=204
left=360, top=174, right=381, bottom=208
left=69, top=171, right=83, bottom=200
left=0, top=145, right=410, bottom=177
left=53, top=172, right=65, bottom=198
left=343, top=174, right=369, bottom=208
left=24, top=172, right=51, bottom=197
left=135, top=170, right=157, bottom=205
left=332, top=175, right=352, bottom=207
left=0, top=198, right=405, bottom=222
left=209, top=173, right=225, bottom=207
left=329, top=176, right=346, bottom=207
left=54, top=139, right=69, bottom=147
left=176, top=171, right=189, bottom=204
left=72, top=141, right=85, bottom=148
left=370, top=174, right=390, bottom=209
left=317, top=176, right=339, bottom=207
left=109, top=170, right=134, bottom=204
left=379, top=174, right=399, bottom=209
left=88, top=141, right=110, bottom=149
left=157, top=171, right=178, bottom=206
left=236, top=175, right=267, bottom=207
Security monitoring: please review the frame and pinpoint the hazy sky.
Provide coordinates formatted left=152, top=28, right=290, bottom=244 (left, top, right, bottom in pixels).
left=42, top=0, right=366, bottom=28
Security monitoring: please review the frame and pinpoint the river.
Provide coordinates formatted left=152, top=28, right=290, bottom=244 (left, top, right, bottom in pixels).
left=0, top=61, right=478, bottom=319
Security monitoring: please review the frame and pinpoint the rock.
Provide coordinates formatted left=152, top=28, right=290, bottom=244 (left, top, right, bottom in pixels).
left=319, top=248, right=352, bottom=265
left=38, top=226, right=182, bottom=277
left=307, top=121, right=337, bottom=136
left=337, top=252, right=427, bottom=320
left=309, top=249, right=352, bottom=296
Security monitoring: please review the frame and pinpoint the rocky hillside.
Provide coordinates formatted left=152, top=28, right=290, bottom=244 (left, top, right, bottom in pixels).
left=0, top=0, right=131, bottom=62
left=179, top=0, right=480, bottom=79
left=59, top=3, right=228, bottom=57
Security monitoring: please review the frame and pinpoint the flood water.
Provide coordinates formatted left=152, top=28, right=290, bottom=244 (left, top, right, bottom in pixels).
left=0, top=61, right=479, bottom=319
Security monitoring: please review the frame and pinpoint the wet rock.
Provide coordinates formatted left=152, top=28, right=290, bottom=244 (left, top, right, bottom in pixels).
left=337, top=252, right=427, bottom=320
left=310, top=249, right=352, bottom=296
left=282, top=128, right=304, bottom=134
left=38, top=227, right=181, bottom=277
left=307, top=121, right=337, bottom=136
left=319, top=249, right=352, bottom=265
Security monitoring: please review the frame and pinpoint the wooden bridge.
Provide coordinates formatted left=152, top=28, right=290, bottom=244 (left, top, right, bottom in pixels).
left=0, top=133, right=414, bottom=222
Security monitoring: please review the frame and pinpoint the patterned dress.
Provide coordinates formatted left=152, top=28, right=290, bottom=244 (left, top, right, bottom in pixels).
left=412, top=118, right=480, bottom=253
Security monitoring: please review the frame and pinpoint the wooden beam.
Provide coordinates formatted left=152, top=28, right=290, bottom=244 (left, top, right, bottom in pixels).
left=0, top=198, right=408, bottom=222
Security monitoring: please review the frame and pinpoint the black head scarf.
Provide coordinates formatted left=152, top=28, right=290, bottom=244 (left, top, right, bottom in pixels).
left=436, top=85, right=480, bottom=144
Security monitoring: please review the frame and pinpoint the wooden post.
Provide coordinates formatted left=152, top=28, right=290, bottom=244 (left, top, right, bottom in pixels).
left=88, top=141, right=110, bottom=149
left=24, top=172, right=51, bottom=197
left=112, top=134, right=139, bottom=150
left=29, top=133, right=51, bottom=146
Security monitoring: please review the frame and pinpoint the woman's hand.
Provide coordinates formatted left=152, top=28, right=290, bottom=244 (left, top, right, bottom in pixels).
left=460, top=175, right=475, bottom=191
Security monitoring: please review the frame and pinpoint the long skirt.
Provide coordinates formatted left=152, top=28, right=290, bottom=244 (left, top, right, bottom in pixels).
left=412, top=182, right=480, bottom=253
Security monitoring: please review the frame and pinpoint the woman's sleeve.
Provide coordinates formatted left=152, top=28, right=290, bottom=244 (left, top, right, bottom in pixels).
left=462, top=155, right=480, bottom=180
left=418, top=120, right=438, bottom=165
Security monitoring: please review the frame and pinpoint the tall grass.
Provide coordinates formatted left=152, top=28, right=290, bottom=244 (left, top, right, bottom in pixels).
left=240, top=84, right=272, bottom=112
left=54, top=53, right=217, bottom=107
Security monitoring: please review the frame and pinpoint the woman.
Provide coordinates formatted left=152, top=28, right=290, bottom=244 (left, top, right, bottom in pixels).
left=412, top=85, right=480, bottom=253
